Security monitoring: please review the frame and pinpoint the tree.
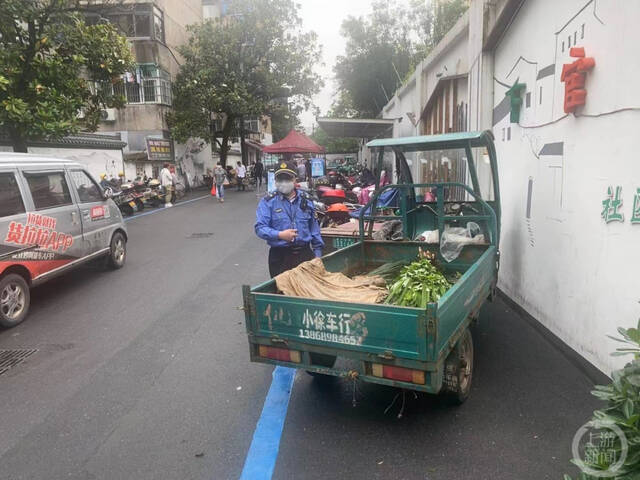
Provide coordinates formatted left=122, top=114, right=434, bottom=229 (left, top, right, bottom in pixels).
left=0, top=0, right=134, bottom=152
left=167, top=0, right=322, bottom=166
left=333, top=0, right=416, bottom=118
left=310, top=127, right=359, bottom=155
left=333, top=0, right=468, bottom=118
left=270, top=105, right=302, bottom=143
left=411, top=0, right=469, bottom=57
left=328, top=91, right=359, bottom=119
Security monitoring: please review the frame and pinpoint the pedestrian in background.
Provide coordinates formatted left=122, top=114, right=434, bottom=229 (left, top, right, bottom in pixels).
left=254, top=158, right=264, bottom=190
left=236, top=161, right=246, bottom=191
left=213, top=162, right=226, bottom=203
left=160, top=162, right=173, bottom=208
left=296, top=160, right=306, bottom=184
left=169, top=165, right=178, bottom=203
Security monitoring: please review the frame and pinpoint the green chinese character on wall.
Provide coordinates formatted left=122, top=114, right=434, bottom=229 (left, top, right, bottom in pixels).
left=601, top=186, right=624, bottom=223
left=505, top=79, right=527, bottom=123
left=631, top=188, right=640, bottom=224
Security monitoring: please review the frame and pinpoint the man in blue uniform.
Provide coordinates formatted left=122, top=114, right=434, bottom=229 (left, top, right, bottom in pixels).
left=255, top=161, right=324, bottom=277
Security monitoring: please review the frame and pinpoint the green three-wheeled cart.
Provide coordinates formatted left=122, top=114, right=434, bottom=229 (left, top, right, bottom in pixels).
left=243, top=131, right=501, bottom=404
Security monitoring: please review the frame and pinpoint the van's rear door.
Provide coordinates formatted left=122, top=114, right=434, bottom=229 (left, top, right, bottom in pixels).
left=0, top=168, right=29, bottom=265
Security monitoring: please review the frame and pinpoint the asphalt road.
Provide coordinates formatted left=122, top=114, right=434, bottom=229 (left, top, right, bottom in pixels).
left=0, top=190, right=604, bottom=480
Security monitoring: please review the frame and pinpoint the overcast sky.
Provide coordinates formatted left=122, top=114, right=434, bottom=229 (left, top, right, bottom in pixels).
left=297, top=0, right=375, bottom=132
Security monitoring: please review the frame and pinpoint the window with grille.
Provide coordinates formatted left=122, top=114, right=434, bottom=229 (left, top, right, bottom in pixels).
left=85, top=4, right=165, bottom=42
left=98, top=64, right=172, bottom=106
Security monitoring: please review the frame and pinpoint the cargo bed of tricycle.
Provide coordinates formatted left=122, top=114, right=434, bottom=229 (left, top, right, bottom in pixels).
left=243, top=240, right=497, bottom=394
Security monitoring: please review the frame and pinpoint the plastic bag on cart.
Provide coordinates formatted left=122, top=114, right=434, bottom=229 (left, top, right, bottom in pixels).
left=415, top=229, right=439, bottom=243
left=440, top=222, right=485, bottom=262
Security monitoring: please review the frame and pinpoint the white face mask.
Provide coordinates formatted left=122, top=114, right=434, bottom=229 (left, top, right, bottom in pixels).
left=276, top=180, right=295, bottom=195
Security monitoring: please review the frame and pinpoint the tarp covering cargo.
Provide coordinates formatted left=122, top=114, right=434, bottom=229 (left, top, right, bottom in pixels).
left=274, top=258, right=387, bottom=304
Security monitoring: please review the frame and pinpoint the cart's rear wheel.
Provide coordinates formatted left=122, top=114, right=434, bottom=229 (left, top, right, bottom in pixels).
left=442, top=328, right=473, bottom=405
left=306, top=353, right=336, bottom=377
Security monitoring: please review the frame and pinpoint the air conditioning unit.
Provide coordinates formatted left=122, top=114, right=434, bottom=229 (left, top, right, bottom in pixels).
left=100, top=108, right=117, bottom=122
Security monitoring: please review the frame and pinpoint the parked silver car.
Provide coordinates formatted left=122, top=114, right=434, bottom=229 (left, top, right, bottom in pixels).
left=0, top=153, right=128, bottom=327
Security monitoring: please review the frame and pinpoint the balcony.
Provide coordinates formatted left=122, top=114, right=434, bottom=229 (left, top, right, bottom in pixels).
left=98, top=77, right=172, bottom=106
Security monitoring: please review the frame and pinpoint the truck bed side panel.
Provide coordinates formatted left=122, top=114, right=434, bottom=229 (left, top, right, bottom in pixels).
left=435, top=246, right=496, bottom=360
left=250, top=294, right=428, bottom=361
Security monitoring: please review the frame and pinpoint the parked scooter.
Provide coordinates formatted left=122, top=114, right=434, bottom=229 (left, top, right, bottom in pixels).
left=120, top=182, right=145, bottom=212
left=111, top=189, right=137, bottom=216
left=146, top=178, right=167, bottom=207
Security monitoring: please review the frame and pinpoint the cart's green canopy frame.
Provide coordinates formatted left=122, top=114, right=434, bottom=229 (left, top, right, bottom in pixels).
left=367, top=130, right=501, bottom=243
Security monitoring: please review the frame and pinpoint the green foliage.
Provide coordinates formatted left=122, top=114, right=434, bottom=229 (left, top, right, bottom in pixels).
left=167, top=0, right=322, bottom=164
left=310, top=127, right=359, bottom=154
left=334, top=0, right=468, bottom=118
left=366, top=260, right=409, bottom=283
left=271, top=105, right=303, bottom=143
left=334, top=0, right=416, bottom=118
left=328, top=91, right=360, bottom=119
left=565, top=320, right=640, bottom=479
left=0, top=0, right=134, bottom=152
left=385, top=259, right=451, bottom=308
left=411, top=0, right=469, bottom=58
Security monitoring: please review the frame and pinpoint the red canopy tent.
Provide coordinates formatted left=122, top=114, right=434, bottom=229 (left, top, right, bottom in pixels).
left=263, top=129, right=325, bottom=154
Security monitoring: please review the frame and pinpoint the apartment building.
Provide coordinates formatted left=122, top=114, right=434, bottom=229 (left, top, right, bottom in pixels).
left=87, top=0, right=207, bottom=182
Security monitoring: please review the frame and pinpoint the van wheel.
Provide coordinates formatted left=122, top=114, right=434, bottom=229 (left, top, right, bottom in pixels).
left=0, top=274, right=30, bottom=328
left=442, top=328, right=473, bottom=405
left=107, top=232, right=127, bottom=269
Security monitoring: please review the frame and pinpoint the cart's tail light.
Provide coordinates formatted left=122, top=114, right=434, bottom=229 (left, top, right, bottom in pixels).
left=371, top=363, right=425, bottom=385
left=258, top=345, right=301, bottom=363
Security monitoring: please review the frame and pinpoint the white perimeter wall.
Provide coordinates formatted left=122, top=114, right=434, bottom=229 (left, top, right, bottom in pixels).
left=0, top=146, right=123, bottom=183
left=493, top=0, right=640, bottom=374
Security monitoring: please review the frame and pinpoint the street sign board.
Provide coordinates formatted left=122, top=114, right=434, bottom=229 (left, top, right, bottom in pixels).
left=146, top=138, right=173, bottom=161
left=311, top=157, right=324, bottom=178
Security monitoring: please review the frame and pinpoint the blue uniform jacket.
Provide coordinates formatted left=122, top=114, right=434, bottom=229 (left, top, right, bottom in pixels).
left=255, top=190, right=324, bottom=257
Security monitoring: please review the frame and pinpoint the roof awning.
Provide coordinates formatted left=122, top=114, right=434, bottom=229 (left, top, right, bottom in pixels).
left=263, top=129, right=324, bottom=154
left=317, top=117, right=395, bottom=139
left=123, top=151, right=148, bottom=162
left=367, top=130, right=495, bottom=152
left=245, top=139, right=264, bottom=151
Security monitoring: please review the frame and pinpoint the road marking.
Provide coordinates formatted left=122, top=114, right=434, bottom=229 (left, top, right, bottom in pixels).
left=239, top=367, right=296, bottom=480
left=124, top=194, right=210, bottom=222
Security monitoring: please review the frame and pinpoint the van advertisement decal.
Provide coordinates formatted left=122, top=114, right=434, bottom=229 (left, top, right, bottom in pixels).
left=4, top=213, right=73, bottom=252
left=90, top=205, right=110, bottom=221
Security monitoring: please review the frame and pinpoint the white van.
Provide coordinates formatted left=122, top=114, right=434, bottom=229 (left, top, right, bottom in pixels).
left=0, top=153, right=128, bottom=327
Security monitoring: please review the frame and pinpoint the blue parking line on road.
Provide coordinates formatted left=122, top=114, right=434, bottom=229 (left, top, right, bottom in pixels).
left=239, top=367, right=296, bottom=480
left=124, top=194, right=210, bottom=222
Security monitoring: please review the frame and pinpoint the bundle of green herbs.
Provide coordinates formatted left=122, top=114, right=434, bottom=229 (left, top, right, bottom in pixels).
left=365, top=261, right=409, bottom=283
left=384, top=259, right=451, bottom=308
